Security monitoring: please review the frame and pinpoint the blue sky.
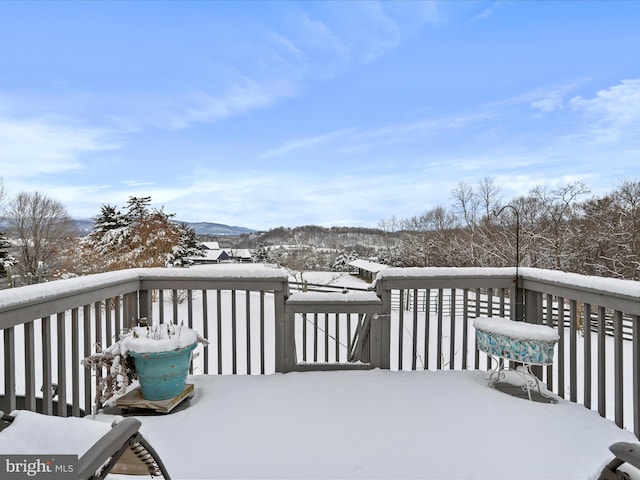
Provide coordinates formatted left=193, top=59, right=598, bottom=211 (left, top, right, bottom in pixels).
left=1, top=1, right=639, bottom=230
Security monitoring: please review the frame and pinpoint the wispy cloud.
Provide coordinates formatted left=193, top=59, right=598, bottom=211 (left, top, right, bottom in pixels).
left=259, top=128, right=354, bottom=159
left=338, top=111, right=498, bottom=154
left=485, top=80, right=585, bottom=113
left=530, top=95, right=564, bottom=113
left=0, top=114, right=120, bottom=178
left=123, top=180, right=155, bottom=188
left=117, top=77, right=298, bottom=132
left=256, top=109, right=497, bottom=163
left=569, top=78, right=640, bottom=143
left=472, top=1, right=500, bottom=21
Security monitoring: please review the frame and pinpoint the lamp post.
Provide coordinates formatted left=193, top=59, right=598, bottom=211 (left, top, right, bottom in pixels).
left=494, top=205, right=523, bottom=321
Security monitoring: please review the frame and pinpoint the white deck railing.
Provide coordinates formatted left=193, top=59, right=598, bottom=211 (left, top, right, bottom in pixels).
left=1, top=264, right=639, bottom=438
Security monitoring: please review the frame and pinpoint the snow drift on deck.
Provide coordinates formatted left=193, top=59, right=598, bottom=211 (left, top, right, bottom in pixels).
left=118, top=369, right=635, bottom=479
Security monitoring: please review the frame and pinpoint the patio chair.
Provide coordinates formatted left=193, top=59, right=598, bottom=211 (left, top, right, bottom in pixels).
left=599, top=442, right=640, bottom=480
left=0, top=410, right=171, bottom=479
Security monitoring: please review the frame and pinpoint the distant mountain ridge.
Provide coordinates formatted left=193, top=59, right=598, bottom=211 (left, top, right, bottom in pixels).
left=72, top=219, right=255, bottom=236
left=0, top=218, right=256, bottom=237
left=182, top=222, right=256, bottom=236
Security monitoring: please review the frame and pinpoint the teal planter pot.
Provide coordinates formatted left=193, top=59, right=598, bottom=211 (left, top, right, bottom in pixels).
left=128, top=343, right=197, bottom=401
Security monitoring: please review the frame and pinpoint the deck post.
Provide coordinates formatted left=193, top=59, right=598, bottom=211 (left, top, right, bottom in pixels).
left=275, top=283, right=292, bottom=372
left=524, top=289, right=543, bottom=325
left=372, top=280, right=391, bottom=369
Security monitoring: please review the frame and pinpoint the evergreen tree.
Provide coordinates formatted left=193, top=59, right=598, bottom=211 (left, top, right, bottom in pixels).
left=169, top=223, right=204, bottom=267
left=91, top=204, right=128, bottom=235
left=332, top=251, right=357, bottom=272
left=82, top=197, right=204, bottom=271
left=83, top=204, right=130, bottom=272
left=0, top=230, right=15, bottom=279
left=126, top=196, right=152, bottom=221
left=254, top=245, right=269, bottom=263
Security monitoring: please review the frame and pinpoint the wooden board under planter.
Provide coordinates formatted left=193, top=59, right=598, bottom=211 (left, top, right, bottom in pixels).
left=116, top=383, right=194, bottom=413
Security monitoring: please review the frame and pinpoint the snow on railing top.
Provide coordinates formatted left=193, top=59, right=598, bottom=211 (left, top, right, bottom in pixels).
left=375, top=267, right=517, bottom=281
left=518, top=267, right=640, bottom=298
left=141, top=263, right=289, bottom=280
left=0, top=269, right=144, bottom=310
left=0, top=264, right=289, bottom=312
left=374, top=266, right=640, bottom=299
left=373, top=267, right=517, bottom=289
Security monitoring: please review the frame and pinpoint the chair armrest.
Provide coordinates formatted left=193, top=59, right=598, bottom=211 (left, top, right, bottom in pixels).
left=609, top=442, right=640, bottom=470
left=78, top=417, right=142, bottom=480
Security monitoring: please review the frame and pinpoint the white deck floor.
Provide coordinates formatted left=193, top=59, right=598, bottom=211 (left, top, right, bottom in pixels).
left=106, top=369, right=638, bottom=480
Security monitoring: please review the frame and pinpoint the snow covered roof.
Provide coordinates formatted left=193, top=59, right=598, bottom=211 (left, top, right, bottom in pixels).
left=199, top=249, right=229, bottom=261
left=202, top=242, right=220, bottom=250
left=229, top=249, right=252, bottom=259
left=348, top=259, right=388, bottom=273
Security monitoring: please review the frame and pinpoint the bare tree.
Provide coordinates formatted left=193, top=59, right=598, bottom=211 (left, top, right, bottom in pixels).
left=579, top=180, right=640, bottom=280
left=615, top=180, right=640, bottom=279
left=6, top=191, right=75, bottom=280
left=477, top=177, right=502, bottom=220
left=451, top=182, right=479, bottom=229
left=532, top=182, right=590, bottom=270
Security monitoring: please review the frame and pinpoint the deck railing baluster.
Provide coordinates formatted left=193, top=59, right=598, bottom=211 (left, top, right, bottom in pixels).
left=83, top=304, right=92, bottom=414
left=545, top=294, right=554, bottom=392
left=558, top=297, right=565, bottom=399
left=437, top=289, right=443, bottom=370
left=231, top=290, right=237, bottom=375
left=216, top=290, right=222, bottom=375
left=202, top=290, right=209, bottom=374
left=634, top=314, right=640, bottom=438
left=246, top=291, right=251, bottom=375
left=462, top=289, right=469, bottom=370
left=41, top=316, right=52, bottom=415
left=398, top=289, right=405, bottom=370
left=56, top=312, right=67, bottom=417
left=412, top=289, right=418, bottom=371
left=71, top=308, right=80, bottom=417
left=260, top=291, right=265, bottom=375
left=24, top=321, right=36, bottom=412
left=570, top=300, right=578, bottom=403
left=614, top=310, right=624, bottom=428
left=187, top=290, right=193, bottom=329
left=302, top=313, right=307, bottom=362
left=313, top=313, right=318, bottom=363
left=474, top=288, right=481, bottom=370
left=449, top=289, right=456, bottom=370
left=172, top=289, right=178, bottom=323
left=324, top=314, right=329, bottom=363
left=105, top=300, right=112, bottom=348
left=335, top=313, right=340, bottom=362
left=598, top=307, right=607, bottom=417
left=114, top=296, right=121, bottom=337
left=3, top=326, right=16, bottom=413
left=424, top=289, right=431, bottom=371
left=583, top=303, right=592, bottom=409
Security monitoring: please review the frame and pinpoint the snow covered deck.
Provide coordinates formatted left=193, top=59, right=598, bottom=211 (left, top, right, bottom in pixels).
left=107, top=369, right=635, bottom=480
